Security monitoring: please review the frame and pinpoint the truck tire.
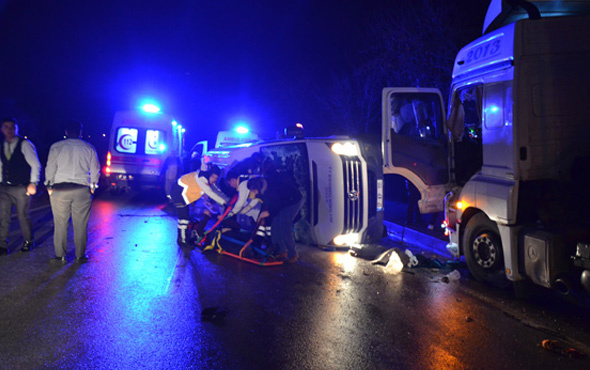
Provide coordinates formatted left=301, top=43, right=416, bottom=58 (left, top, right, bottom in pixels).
left=463, top=213, right=510, bottom=288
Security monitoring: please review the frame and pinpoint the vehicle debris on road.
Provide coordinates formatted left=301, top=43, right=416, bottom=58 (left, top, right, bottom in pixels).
left=540, top=339, right=586, bottom=359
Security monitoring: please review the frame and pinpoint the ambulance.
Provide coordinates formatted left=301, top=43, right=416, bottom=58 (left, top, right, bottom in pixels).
left=103, top=106, right=185, bottom=193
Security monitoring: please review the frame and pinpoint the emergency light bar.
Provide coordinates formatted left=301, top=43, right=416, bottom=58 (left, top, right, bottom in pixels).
left=141, top=104, right=161, bottom=113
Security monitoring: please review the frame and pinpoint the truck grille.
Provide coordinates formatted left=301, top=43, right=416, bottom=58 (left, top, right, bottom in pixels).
left=342, top=157, right=363, bottom=233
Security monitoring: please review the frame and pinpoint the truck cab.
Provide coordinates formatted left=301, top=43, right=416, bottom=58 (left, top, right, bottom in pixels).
left=382, top=1, right=590, bottom=294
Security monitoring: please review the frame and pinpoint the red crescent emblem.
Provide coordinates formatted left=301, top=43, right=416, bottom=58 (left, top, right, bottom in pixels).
left=118, top=134, right=132, bottom=150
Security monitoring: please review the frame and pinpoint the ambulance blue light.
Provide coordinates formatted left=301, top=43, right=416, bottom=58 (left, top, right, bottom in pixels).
left=172, top=120, right=178, bottom=126
left=159, top=144, right=166, bottom=152
left=235, top=126, right=249, bottom=134
left=142, top=104, right=161, bottom=113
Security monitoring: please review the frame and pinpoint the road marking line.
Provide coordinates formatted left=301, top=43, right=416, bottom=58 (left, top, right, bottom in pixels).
left=164, top=249, right=182, bottom=295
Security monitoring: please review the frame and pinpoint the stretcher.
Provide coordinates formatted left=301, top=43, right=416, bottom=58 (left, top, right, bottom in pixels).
left=195, top=194, right=238, bottom=246
left=202, top=221, right=283, bottom=267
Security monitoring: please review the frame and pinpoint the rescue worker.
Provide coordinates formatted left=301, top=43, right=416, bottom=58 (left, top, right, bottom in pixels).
left=229, top=152, right=263, bottom=180
left=225, top=170, right=261, bottom=232
left=247, top=170, right=303, bottom=263
left=169, top=165, right=228, bottom=247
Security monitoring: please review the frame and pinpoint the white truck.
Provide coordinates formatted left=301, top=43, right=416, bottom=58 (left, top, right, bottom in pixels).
left=103, top=108, right=185, bottom=193
left=382, top=0, right=590, bottom=294
left=201, top=128, right=384, bottom=248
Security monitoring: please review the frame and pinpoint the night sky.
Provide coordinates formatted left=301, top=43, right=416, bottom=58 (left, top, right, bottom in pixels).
left=0, top=0, right=486, bottom=158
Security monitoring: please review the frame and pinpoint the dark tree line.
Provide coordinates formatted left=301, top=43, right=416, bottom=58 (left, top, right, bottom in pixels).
left=317, top=0, right=485, bottom=137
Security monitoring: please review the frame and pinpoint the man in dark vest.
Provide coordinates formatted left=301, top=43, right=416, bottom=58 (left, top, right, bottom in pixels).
left=0, top=118, right=41, bottom=255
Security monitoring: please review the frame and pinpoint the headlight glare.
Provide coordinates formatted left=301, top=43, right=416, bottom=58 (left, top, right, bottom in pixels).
left=331, top=142, right=359, bottom=156
left=333, top=233, right=360, bottom=246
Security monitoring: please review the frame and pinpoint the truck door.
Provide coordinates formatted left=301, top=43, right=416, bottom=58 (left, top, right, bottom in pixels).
left=382, top=87, right=450, bottom=213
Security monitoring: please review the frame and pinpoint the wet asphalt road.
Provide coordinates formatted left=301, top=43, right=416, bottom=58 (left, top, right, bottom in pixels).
left=1, top=191, right=590, bottom=369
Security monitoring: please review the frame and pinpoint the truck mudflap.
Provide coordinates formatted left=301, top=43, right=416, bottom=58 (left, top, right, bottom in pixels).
left=446, top=242, right=459, bottom=258
left=445, top=221, right=460, bottom=258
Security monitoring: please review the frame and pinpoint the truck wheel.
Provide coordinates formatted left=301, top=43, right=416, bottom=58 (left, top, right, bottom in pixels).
left=463, top=213, right=510, bottom=288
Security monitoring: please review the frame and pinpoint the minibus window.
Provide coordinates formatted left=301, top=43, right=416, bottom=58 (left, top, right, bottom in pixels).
left=260, top=143, right=310, bottom=227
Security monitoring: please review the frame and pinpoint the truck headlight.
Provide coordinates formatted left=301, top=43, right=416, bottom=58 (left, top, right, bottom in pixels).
left=331, top=142, right=358, bottom=156
left=333, top=233, right=360, bottom=246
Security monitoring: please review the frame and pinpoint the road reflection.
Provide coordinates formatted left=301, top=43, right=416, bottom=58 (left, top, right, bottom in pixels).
left=306, top=250, right=477, bottom=368
left=4, top=193, right=589, bottom=369
left=409, top=267, right=476, bottom=369
left=73, top=197, right=214, bottom=368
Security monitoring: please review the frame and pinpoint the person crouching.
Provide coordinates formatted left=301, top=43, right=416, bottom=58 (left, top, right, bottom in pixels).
left=169, top=165, right=228, bottom=247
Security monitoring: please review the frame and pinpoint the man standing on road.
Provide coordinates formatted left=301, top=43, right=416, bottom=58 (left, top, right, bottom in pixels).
left=0, top=118, right=41, bottom=255
left=45, top=120, right=100, bottom=263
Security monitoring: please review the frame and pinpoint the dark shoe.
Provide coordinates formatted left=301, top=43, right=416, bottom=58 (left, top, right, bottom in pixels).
left=177, top=239, right=191, bottom=249
left=177, top=231, right=193, bottom=249
left=21, top=240, right=34, bottom=252
left=286, top=254, right=299, bottom=263
left=52, top=256, right=67, bottom=263
left=75, top=255, right=89, bottom=263
left=0, top=248, right=9, bottom=256
left=274, top=252, right=287, bottom=261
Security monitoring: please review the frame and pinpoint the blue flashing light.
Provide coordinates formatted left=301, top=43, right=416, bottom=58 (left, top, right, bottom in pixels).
left=159, top=143, right=166, bottom=152
left=235, top=126, right=249, bottom=134
left=181, top=128, right=186, bottom=133
left=142, top=104, right=161, bottom=113
left=172, top=120, right=178, bottom=126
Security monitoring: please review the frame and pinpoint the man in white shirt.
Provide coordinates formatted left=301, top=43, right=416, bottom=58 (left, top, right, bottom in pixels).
left=0, top=118, right=41, bottom=255
left=45, top=120, right=100, bottom=262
